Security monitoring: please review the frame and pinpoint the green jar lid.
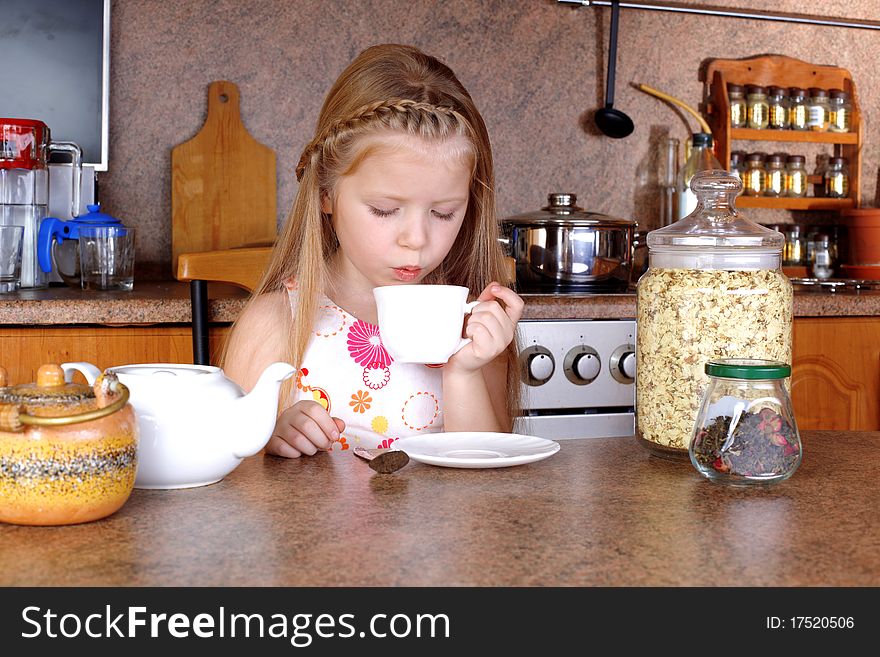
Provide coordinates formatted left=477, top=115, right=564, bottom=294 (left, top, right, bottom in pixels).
left=705, top=358, right=791, bottom=379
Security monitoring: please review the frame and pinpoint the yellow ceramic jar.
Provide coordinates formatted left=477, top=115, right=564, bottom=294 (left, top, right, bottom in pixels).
left=0, top=364, right=137, bottom=526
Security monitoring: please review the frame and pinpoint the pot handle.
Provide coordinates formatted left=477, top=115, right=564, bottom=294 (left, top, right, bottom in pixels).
left=61, top=362, right=102, bottom=385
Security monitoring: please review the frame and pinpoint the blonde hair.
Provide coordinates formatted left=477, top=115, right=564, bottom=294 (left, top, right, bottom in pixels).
left=223, top=44, right=520, bottom=424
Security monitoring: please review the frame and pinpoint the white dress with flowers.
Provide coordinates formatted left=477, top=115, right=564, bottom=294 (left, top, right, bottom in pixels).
left=284, top=280, right=444, bottom=452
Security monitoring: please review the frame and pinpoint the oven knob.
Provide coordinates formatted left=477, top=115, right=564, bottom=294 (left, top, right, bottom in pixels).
left=564, top=346, right=600, bottom=385
left=610, top=344, right=636, bottom=383
left=520, top=346, right=555, bottom=385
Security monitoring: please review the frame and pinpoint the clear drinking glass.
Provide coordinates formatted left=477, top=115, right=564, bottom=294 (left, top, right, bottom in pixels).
left=78, top=225, right=135, bottom=291
left=0, top=225, right=24, bottom=292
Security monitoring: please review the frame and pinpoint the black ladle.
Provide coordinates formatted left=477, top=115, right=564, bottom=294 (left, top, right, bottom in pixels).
left=594, top=0, right=634, bottom=138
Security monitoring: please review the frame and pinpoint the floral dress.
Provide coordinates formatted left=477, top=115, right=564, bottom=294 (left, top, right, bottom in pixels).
left=284, top=280, right=444, bottom=451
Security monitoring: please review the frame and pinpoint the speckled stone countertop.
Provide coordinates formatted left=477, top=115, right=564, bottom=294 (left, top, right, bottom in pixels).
left=2, top=282, right=880, bottom=325
left=1, top=431, right=876, bottom=586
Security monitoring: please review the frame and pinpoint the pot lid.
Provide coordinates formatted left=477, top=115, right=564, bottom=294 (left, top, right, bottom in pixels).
left=0, top=364, right=94, bottom=406
left=503, top=193, right=635, bottom=227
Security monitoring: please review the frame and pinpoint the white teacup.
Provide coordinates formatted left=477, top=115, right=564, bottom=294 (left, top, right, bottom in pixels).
left=374, top=284, right=479, bottom=364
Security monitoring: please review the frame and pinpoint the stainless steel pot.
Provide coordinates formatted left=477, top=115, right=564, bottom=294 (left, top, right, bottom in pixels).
left=502, top=193, right=636, bottom=293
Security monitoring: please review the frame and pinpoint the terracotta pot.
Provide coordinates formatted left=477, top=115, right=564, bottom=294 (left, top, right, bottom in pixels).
left=0, top=364, right=137, bottom=526
left=841, top=208, right=880, bottom=265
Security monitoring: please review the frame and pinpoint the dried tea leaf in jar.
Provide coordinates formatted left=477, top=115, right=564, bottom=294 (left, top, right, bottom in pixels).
left=635, top=170, right=792, bottom=460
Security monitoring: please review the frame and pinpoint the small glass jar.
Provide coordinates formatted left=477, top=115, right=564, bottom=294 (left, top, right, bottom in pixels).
left=728, top=83, right=747, bottom=128
left=743, top=153, right=765, bottom=196
left=824, top=156, right=849, bottom=198
left=782, top=225, right=806, bottom=265
left=808, top=88, right=830, bottom=132
left=729, top=150, right=746, bottom=186
left=690, top=359, right=802, bottom=485
left=809, top=233, right=835, bottom=279
left=767, top=86, right=788, bottom=129
left=788, top=87, right=809, bottom=130
left=763, top=154, right=786, bottom=197
left=746, top=85, right=769, bottom=129
left=829, top=88, right=852, bottom=133
left=785, top=155, right=808, bottom=198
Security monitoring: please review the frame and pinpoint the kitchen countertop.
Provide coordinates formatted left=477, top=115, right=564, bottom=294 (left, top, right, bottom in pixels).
left=2, top=431, right=877, bottom=586
left=3, top=281, right=880, bottom=325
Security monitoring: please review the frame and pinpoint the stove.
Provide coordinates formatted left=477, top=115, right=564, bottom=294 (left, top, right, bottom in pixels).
left=514, top=319, right=636, bottom=440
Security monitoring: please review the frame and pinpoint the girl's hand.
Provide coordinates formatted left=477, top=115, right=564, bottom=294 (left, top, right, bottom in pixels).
left=447, top=282, right=524, bottom=374
left=266, top=400, right=346, bottom=458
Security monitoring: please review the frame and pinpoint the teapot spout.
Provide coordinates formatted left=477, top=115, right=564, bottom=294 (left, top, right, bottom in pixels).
left=229, top=362, right=296, bottom=458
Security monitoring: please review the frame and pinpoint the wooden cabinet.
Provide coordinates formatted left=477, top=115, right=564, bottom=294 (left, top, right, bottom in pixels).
left=792, top=317, right=880, bottom=430
left=0, top=325, right=230, bottom=385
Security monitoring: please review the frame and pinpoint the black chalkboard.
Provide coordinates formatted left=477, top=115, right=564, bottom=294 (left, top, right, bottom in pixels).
left=0, top=0, right=109, bottom=170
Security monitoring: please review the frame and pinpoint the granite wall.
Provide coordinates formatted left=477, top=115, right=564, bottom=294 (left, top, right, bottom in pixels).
left=99, top=0, right=880, bottom=270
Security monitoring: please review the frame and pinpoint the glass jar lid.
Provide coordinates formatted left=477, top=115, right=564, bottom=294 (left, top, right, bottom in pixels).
left=647, top=169, right=784, bottom=252
left=705, top=358, right=791, bottom=380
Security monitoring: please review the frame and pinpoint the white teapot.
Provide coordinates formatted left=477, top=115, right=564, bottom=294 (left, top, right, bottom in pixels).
left=62, top=361, right=295, bottom=489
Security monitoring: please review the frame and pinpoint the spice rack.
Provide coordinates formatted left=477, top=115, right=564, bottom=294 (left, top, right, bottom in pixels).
left=703, top=55, right=862, bottom=210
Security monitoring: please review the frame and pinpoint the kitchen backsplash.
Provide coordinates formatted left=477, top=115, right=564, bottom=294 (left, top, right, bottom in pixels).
left=97, top=0, right=880, bottom=270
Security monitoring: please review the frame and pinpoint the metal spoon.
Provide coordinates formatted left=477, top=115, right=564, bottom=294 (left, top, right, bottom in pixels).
left=594, top=0, right=634, bottom=139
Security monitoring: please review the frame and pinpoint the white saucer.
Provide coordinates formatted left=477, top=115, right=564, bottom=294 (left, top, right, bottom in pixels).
left=392, top=432, right=560, bottom=469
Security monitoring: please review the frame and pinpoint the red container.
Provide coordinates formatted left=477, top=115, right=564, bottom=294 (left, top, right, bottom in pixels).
left=0, top=118, right=49, bottom=170
left=841, top=208, right=880, bottom=266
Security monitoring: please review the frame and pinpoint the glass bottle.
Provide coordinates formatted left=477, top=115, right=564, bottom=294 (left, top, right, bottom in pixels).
left=767, top=86, right=788, bottom=129
left=690, top=359, right=801, bottom=485
left=636, top=170, right=793, bottom=459
left=675, top=132, right=722, bottom=220
left=824, top=157, right=849, bottom=198
left=746, top=85, right=769, bottom=129
left=788, top=87, right=809, bottom=130
left=763, top=154, right=786, bottom=197
left=829, top=89, right=852, bottom=133
left=729, top=150, right=746, bottom=187
left=809, top=233, right=835, bottom=279
left=785, top=155, right=808, bottom=198
left=743, top=153, right=765, bottom=197
left=727, top=83, right=747, bottom=128
left=808, top=88, right=831, bottom=132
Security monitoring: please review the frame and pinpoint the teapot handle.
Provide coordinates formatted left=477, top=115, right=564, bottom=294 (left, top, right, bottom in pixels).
left=61, top=362, right=102, bottom=385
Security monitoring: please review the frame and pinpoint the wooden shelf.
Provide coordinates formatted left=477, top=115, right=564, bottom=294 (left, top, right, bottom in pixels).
left=736, top=196, right=854, bottom=210
left=730, top=128, right=858, bottom=144
left=702, top=55, right=862, bottom=211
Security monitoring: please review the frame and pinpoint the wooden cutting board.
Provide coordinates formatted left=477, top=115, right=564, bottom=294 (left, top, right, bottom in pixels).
left=171, top=80, right=277, bottom=270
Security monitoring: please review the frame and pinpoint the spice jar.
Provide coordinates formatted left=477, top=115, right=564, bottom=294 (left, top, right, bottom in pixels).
left=809, top=233, right=836, bottom=279
left=808, top=88, right=830, bottom=132
left=829, top=88, right=852, bottom=133
left=785, top=155, right=808, bottom=198
left=767, top=86, right=788, bottom=129
left=763, top=154, right=786, bottom=197
left=636, top=170, right=793, bottom=460
left=788, top=87, right=809, bottom=130
left=746, top=85, right=769, bottom=129
left=727, top=83, right=747, bottom=128
left=0, top=364, right=137, bottom=525
left=689, top=359, right=801, bottom=485
left=824, top=156, right=849, bottom=198
left=743, top=153, right=765, bottom=196
left=782, top=224, right=805, bottom=265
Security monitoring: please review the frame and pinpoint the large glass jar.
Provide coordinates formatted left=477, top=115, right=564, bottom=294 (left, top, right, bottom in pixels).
left=635, top=170, right=793, bottom=460
left=689, top=359, right=801, bottom=485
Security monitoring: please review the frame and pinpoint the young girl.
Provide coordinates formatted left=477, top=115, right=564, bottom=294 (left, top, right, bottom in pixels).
left=223, top=44, right=523, bottom=458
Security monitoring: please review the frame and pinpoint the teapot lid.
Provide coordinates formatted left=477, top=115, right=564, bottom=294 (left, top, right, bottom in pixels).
left=68, top=203, right=123, bottom=227
left=0, top=365, right=129, bottom=430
